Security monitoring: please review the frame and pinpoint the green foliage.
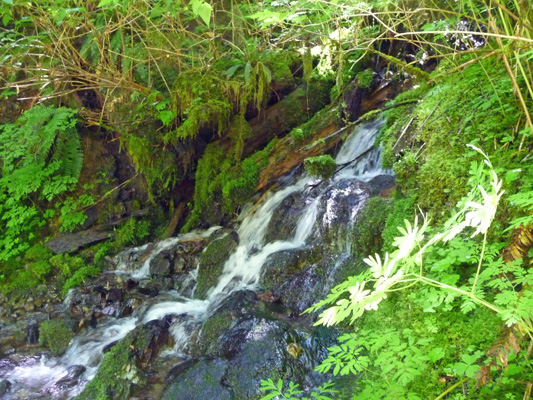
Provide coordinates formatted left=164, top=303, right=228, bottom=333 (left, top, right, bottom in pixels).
left=304, top=155, right=337, bottom=180
left=184, top=138, right=278, bottom=230
left=0, top=105, right=81, bottom=260
left=303, top=148, right=533, bottom=399
left=259, top=379, right=336, bottom=400
left=39, top=319, right=74, bottom=356
left=114, top=218, right=151, bottom=248
left=62, top=265, right=101, bottom=295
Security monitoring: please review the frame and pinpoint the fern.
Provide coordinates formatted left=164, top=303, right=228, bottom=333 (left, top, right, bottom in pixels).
left=0, top=105, right=81, bottom=260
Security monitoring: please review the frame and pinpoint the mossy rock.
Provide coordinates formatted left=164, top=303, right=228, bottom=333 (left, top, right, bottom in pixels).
left=162, top=359, right=231, bottom=400
left=352, top=196, right=393, bottom=256
left=260, top=247, right=322, bottom=291
left=39, top=319, right=74, bottom=356
left=76, top=319, right=170, bottom=400
left=195, top=232, right=239, bottom=299
left=304, top=155, right=337, bottom=179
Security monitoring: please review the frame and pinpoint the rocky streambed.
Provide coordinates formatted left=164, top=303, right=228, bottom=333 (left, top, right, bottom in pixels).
left=0, top=121, right=394, bottom=399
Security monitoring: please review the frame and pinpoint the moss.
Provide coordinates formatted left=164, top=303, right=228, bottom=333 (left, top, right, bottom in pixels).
left=352, top=197, right=394, bottom=256
left=195, top=233, right=238, bottom=299
left=290, top=106, right=337, bottom=144
left=304, top=155, right=337, bottom=179
left=355, top=68, right=374, bottom=90
left=39, top=320, right=74, bottom=356
left=382, top=195, right=417, bottom=252
left=76, top=336, right=136, bottom=400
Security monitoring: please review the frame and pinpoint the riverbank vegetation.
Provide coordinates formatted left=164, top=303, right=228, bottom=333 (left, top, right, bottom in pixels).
left=1, top=0, right=533, bottom=398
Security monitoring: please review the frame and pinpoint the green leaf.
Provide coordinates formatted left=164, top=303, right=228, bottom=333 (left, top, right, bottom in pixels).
left=427, top=347, right=445, bottom=363
left=190, top=0, right=212, bottom=26
left=97, top=0, right=116, bottom=7
left=1, top=0, right=13, bottom=5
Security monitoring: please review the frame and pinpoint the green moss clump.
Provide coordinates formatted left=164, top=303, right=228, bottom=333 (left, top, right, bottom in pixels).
left=355, top=68, right=374, bottom=90
left=290, top=107, right=337, bottom=144
left=76, top=336, right=137, bottom=400
left=304, top=155, right=337, bottom=179
left=39, top=320, right=74, bottom=356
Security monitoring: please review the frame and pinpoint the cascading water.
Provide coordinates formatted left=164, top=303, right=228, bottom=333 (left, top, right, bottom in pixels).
left=0, top=120, right=390, bottom=399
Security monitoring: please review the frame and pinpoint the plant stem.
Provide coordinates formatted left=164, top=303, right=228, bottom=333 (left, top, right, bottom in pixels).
left=471, top=231, right=487, bottom=295
left=434, top=377, right=469, bottom=400
left=416, top=275, right=502, bottom=314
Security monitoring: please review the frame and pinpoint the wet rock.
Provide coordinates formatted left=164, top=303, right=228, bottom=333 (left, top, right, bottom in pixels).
left=53, top=365, right=86, bottom=390
left=106, top=288, right=124, bottom=303
left=195, top=231, right=239, bottom=300
left=0, top=379, right=12, bottom=396
left=162, top=359, right=231, bottom=400
left=77, top=318, right=172, bottom=400
left=193, top=290, right=257, bottom=357
left=261, top=247, right=322, bottom=291
left=150, top=253, right=172, bottom=278
left=368, top=174, right=395, bottom=196
left=264, top=191, right=307, bottom=243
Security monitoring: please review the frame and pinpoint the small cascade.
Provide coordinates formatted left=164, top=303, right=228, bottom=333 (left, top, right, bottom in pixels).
left=0, top=120, right=391, bottom=399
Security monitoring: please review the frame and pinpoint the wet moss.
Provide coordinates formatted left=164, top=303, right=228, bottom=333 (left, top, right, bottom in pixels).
left=195, top=233, right=238, bottom=299
left=76, top=336, right=136, bottom=400
left=352, top=197, right=393, bottom=256
left=39, top=320, right=74, bottom=356
left=304, top=155, right=337, bottom=179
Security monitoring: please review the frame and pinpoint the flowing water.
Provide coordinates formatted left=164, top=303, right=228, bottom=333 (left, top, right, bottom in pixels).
left=0, top=120, right=389, bottom=399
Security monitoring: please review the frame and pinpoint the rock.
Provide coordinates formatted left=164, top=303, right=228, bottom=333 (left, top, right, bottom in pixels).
left=0, top=379, right=12, bottom=396
left=53, top=365, right=86, bottom=390
left=195, top=231, right=239, bottom=299
left=264, top=191, right=307, bottom=243
left=77, top=318, right=172, bottom=400
left=106, top=288, right=123, bottom=303
left=162, top=359, right=231, bottom=400
left=368, top=174, right=396, bottom=196
left=150, top=253, right=172, bottom=278
left=45, top=229, right=113, bottom=254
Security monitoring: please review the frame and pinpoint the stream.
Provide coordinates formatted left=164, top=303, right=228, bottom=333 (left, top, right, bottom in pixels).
left=0, top=120, right=390, bottom=399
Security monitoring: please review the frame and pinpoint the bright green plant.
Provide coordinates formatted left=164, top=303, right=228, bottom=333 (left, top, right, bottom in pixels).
left=0, top=105, right=81, bottom=260
left=304, top=145, right=533, bottom=398
left=62, top=265, right=101, bottom=295
left=259, top=379, right=336, bottom=400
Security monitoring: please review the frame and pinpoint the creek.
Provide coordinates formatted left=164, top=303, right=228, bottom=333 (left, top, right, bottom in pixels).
left=0, top=120, right=391, bottom=399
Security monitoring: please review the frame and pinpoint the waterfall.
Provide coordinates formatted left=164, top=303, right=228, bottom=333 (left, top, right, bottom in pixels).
left=0, top=120, right=389, bottom=399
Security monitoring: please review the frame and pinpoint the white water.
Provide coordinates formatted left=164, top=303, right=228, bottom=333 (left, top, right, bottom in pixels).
left=1, top=120, right=388, bottom=399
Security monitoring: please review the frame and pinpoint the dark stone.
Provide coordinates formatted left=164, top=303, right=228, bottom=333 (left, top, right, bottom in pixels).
left=0, top=379, right=11, bottom=396
left=138, top=287, right=159, bottom=297
left=264, top=191, right=307, bottom=243
left=162, top=359, right=231, bottom=400
left=124, top=279, right=138, bottom=291
left=53, top=365, right=86, bottom=390
left=368, top=174, right=396, bottom=196
left=103, top=340, right=119, bottom=353
left=150, top=253, right=172, bottom=278
left=106, top=288, right=123, bottom=303
left=45, top=229, right=113, bottom=254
